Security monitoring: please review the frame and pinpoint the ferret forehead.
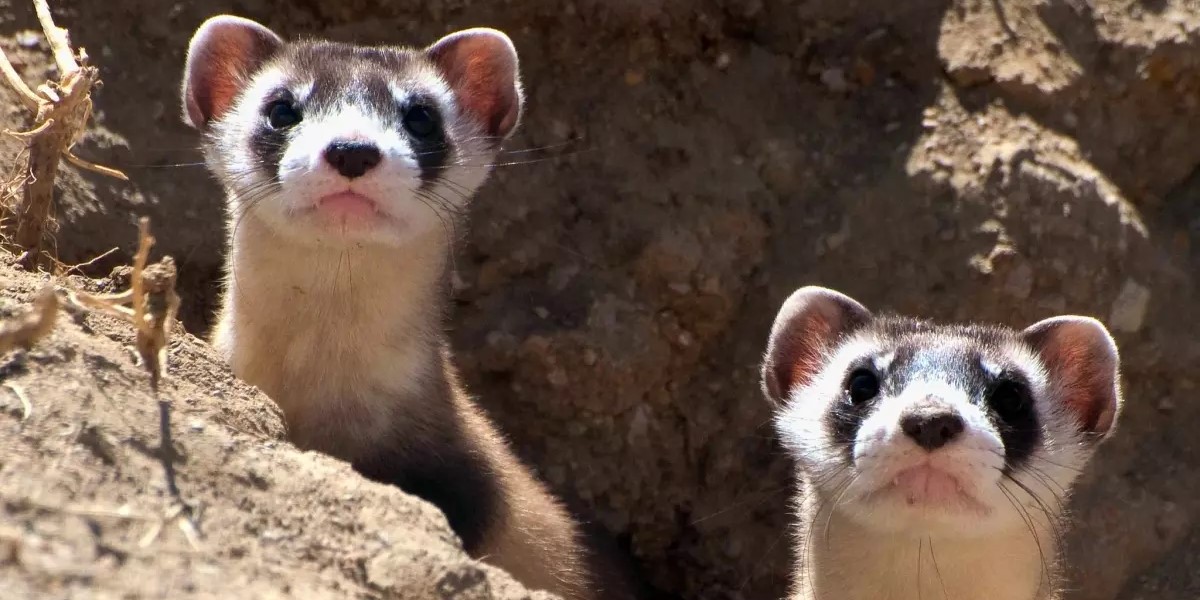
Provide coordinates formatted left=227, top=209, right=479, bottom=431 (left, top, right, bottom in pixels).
left=283, top=41, right=425, bottom=76
left=254, top=41, right=448, bottom=112
left=852, top=317, right=1035, bottom=386
left=886, top=338, right=992, bottom=391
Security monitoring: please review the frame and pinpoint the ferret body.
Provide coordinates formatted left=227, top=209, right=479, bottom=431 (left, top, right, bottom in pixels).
left=181, top=16, right=596, bottom=598
left=761, top=286, right=1124, bottom=600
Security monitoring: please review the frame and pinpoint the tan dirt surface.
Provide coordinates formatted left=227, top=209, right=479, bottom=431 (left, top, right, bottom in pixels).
left=0, top=266, right=557, bottom=600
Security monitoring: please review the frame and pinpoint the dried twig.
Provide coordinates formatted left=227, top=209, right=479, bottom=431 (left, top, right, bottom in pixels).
left=0, top=49, right=40, bottom=109
left=0, top=283, right=57, bottom=354
left=0, top=0, right=128, bottom=269
left=33, top=0, right=79, bottom=76
left=4, top=383, right=32, bottom=420
left=57, top=245, right=118, bottom=276
left=64, top=151, right=128, bottom=180
left=56, top=217, right=191, bottom=526
left=60, top=218, right=178, bottom=391
left=17, top=497, right=155, bottom=522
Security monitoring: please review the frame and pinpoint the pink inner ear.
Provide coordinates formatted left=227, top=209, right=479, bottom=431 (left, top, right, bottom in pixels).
left=1024, top=318, right=1120, bottom=435
left=762, top=287, right=871, bottom=405
left=183, top=17, right=282, bottom=128
left=188, top=48, right=248, bottom=125
left=427, top=31, right=520, bottom=139
left=1051, top=342, right=1115, bottom=433
left=775, top=318, right=834, bottom=396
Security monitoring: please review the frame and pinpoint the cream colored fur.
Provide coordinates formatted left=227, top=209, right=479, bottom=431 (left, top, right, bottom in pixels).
left=213, top=212, right=593, bottom=600
left=790, top=492, right=1059, bottom=600
left=191, top=17, right=597, bottom=597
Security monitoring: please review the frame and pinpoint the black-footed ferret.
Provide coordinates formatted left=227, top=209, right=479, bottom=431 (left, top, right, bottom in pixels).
left=760, top=286, right=1123, bottom=600
left=181, top=15, right=597, bottom=599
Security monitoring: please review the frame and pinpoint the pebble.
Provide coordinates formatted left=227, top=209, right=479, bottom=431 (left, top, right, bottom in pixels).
left=15, top=30, right=40, bottom=48
left=820, top=68, right=848, bottom=93
left=1109, top=279, right=1151, bottom=333
left=1003, top=262, right=1034, bottom=299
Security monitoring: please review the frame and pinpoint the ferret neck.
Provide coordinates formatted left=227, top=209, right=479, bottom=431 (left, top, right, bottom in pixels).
left=217, top=215, right=454, bottom=458
left=793, top=493, right=1058, bottom=600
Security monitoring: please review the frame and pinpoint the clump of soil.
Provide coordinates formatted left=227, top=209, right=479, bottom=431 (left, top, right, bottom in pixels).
left=0, top=265, right=555, bottom=599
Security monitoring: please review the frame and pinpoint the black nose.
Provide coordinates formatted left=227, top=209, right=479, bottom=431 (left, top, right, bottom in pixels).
left=899, top=410, right=965, bottom=451
left=324, top=141, right=382, bottom=179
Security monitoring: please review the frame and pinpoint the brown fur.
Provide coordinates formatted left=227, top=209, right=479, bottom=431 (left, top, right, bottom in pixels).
left=444, top=358, right=592, bottom=598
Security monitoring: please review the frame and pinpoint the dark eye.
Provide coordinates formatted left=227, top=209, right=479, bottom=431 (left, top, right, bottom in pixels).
left=402, top=105, right=438, bottom=138
left=266, top=100, right=301, bottom=129
left=988, top=379, right=1029, bottom=421
left=845, top=369, right=879, bottom=404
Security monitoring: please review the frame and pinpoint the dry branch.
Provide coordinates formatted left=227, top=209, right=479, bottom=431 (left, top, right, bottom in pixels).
left=0, top=0, right=128, bottom=269
left=59, top=217, right=179, bottom=392
left=56, top=217, right=191, bottom=521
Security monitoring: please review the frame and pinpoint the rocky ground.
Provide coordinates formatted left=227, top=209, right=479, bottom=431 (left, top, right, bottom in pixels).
left=0, top=0, right=1197, bottom=598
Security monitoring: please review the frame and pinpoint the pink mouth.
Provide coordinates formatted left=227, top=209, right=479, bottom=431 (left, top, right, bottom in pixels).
left=892, top=466, right=967, bottom=505
left=316, top=191, right=378, bottom=220
left=871, top=465, right=988, bottom=513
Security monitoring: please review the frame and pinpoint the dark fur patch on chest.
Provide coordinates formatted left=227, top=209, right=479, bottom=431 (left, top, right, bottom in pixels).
left=353, top=435, right=501, bottom=553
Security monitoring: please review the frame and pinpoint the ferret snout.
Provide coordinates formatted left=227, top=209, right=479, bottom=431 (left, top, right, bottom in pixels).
left=324, top=140, right=382, bottom=179
left=899, top=403, right=965, bottom=451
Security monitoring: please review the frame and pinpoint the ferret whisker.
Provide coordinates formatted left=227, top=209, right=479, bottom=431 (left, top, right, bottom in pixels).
left=454, top=140, right=593, bottom=161
left=928, top=536, right=949, bottom=599
left=1019, top=463, right=1070, bottom=499
left=414, top=191, right=457, bottom=247
left=688, top=483, right=791, bottom=525
left=809, top=462, right=853, bottom=495
left=799, top=469, right=854, bottom=598
left=738, top=526, right=789, bottom=593
left=434, top=178, right=477, bottom=202
left=422, top=156, right=566, bottom=171
left=986, top=447, right=1087, bottom=476
left=1003, top=471, right=1063, bottom=527
left=998, top=480, right=1053, bottom=587
left=424, top=186, right=472, bottom=213
left=120, top=161, right=211, bottom=169
left=420, top=189, right=470, bottom=223
left=345, top=248, right=357, bottom=308
left=822, top=471, right=859, bottom=546
left=916, top=537, right=924, bottom=600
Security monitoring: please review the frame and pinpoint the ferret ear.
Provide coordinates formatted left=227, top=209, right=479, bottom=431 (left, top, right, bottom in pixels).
left=182, top=15, right=283, bottom=129
left=1021, top=316, right=1122, bottom=439
left=425, top=28, right=523, bottom=141
left=761, top=287, right=872, bottom=407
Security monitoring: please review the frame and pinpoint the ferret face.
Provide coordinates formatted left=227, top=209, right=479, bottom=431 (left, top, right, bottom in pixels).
left=762, top=287, right=1122, bottom=538
left=182, top=16, right=523, bottom=248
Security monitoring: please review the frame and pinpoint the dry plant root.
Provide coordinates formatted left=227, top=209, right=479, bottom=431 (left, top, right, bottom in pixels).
left=59, top=217, right=193, bottom=531
left=60, top=217, right=179, bottom=392
left=0, top=0, right=127, bottom=270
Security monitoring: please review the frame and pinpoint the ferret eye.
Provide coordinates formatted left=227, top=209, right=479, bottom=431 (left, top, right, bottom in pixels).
left=845, top=369, right=879, bottom=404
left=988, top=380, right=1029, bottom=420
left=402, top=105, right=438, bottom=138
left=266, top=100, right=301, bottom=129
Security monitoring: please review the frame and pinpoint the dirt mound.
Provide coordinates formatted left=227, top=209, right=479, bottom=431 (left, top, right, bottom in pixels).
left=0, top=266, right=555, bottom=599
left=0, top=0, right=1198, bottom=599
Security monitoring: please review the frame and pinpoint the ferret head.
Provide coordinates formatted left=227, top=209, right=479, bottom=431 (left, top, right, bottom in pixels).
left=762, top=286, right=1123, bottom=538
left=181, top=15, right=522, bottom=247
